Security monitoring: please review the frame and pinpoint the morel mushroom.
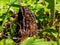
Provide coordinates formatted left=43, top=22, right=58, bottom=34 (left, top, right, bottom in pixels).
left=17, top=6, right=37, bottom=42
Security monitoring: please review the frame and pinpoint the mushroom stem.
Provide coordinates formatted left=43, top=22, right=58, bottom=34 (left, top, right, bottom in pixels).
left=20, top=35, right=29, bottom=42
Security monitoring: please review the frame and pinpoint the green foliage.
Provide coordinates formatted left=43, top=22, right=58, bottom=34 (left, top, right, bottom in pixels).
left=56, top=0, right=60, bottom=3
left=0, top=39, right=15, bottom=45
left=20, top=37, right=58, bottom=45
left=56, top=3, right=60, bottom=13
left=45, top=0, right=56, bottom=27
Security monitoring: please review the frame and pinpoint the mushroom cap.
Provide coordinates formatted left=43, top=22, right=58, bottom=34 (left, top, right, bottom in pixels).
left=17, top=6, right=37, bottom=37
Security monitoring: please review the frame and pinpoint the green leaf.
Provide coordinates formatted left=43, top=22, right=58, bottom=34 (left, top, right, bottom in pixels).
left=10, top=4, right=21, bottom=7
left=45, top=0, right=56, bottom=23
left=20, top=38, right=55, bottom=45
left=53, top=42, right=57, bottom=45
left=56, top=0, right=60, bottom=3
left=0, top=39, right=14, bottom=45
left=5, top=39, right=14, bottom=45
left=52, top=32, right=58, bottom=38
left=33, top=39, right=45, bottom=43
left=0, top=39, right=5, bottom=45
left=32, top=42, right=52, bottom=45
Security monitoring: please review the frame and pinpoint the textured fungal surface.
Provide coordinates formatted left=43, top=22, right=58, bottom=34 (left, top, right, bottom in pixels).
left=18, top=6, right=37, bottom=37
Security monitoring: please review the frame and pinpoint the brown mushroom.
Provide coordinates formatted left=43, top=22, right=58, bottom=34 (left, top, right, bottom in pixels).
left=17, top=6, right=37, bottom=42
